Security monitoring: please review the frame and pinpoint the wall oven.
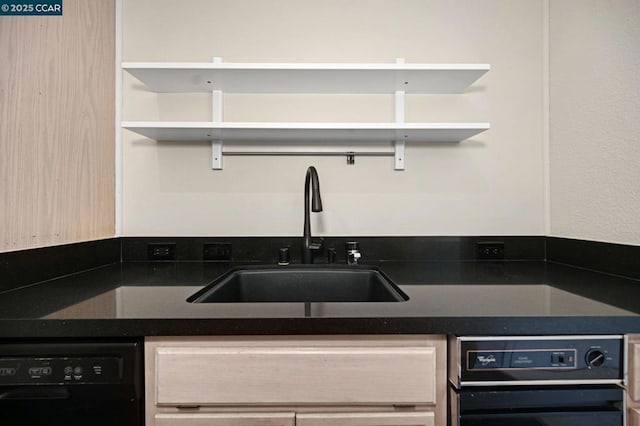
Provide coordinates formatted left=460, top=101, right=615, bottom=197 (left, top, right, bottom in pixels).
left=449, top=336, right=624, bottom=426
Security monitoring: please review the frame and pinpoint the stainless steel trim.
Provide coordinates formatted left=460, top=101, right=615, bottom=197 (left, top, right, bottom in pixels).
left=459, top=379, right=624, bottom=387
left=458, top=335, right=624, bottom=342
left=624, top=335, right=629, bottom=426
left=624, top=335, right=629, bottom=387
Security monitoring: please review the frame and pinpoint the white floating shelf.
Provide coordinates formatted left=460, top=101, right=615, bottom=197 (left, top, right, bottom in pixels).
left=122, top=62, right=490, bottom=94
left=122, top=121, right=490, bottom=143
left=122, top=59, right=490, bottom=169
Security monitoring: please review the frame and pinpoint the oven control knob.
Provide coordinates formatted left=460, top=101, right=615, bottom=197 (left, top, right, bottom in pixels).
left=586, top=349, right=606, bottom=367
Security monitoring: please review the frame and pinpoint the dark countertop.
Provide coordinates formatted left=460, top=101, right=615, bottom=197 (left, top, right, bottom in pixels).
left=1, top=260, right=640, bottom=338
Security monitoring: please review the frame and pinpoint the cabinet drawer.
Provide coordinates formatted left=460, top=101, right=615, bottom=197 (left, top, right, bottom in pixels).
left=155, top=412, right=295, bottom=426
left=297, top=412, right=434, bottom=426
left=151, top=337, right=439, bottom=406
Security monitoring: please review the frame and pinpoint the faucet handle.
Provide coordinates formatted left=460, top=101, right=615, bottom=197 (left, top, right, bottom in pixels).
left=346, top=241, right=361, bottom=265
left=348, top=251, right=361, bottom=265
left=308, top=238, right=324, bottom=251
left=327, top=247, right=337, bottom=264
left=278, top=247, right=290, bottom=266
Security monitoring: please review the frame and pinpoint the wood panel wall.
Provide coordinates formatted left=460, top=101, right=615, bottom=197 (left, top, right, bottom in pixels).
left=0, top=0, right=115, bottom=252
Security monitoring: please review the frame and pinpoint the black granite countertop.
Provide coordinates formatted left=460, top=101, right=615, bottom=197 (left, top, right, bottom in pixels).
left=1, top=260, right=640, bottom=338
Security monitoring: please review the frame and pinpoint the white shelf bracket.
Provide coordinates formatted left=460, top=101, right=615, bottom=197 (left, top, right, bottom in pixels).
left=394, top=58, right=406, bottom=170
left=394, top=140, right=405, bottom=170
left=212, top=140, right=223, bottom=169
left=212, top=57, right=224, bottom=170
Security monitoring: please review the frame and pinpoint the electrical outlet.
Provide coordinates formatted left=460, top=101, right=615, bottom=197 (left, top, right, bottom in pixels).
left=477, top=242, right=505, bottom=260
left=203, top=243, right=232, bottom=261
left=148, top=243, right=176, bottom=261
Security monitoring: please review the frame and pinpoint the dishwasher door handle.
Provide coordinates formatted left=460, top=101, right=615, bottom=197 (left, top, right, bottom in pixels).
left=0, top=386, right=70, bottom=400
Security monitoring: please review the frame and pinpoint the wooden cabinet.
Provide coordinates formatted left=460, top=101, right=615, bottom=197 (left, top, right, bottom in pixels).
left=630, top=408, right=640, bottom=426
left=155, top=413, right=295, bottom=426
left=627, top=336, right=640, bottom=425
left=146, top=335, right=446, bottom=426
left=153, top=412, right=433, bottom=426
left=296, top=412, right=434, bottom=426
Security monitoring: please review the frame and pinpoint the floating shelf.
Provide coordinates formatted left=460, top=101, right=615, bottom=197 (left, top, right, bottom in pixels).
left=122, top=62, right=490, bottom=94
left=122, top=59, right=490, bottom=170
left=122, top=121, right=490, bottom=143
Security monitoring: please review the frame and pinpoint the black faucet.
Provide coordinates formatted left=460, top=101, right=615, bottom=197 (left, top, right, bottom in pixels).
left=302, top=166, right=323, bottom=264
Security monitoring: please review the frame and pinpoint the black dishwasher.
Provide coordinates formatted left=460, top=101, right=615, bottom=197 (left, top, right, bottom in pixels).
left=0, top=340, right=142, bottom=426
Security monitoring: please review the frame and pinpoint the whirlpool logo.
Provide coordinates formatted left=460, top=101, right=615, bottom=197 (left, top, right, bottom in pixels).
left=477, top=354, right=497, bottom=366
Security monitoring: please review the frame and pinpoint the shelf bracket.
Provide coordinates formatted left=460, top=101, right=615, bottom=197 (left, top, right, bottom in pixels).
left=212, top=140, right=223, bottom=169
left=346, top=151, right=355, bottom=165
left=212, top=57, right=224, bottom=170
left=394, top=58, right=406, bottom=170
left=394, top=140, right=405, bottom=170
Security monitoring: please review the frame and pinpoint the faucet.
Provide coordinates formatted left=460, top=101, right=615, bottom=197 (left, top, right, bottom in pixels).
left=346, top=241, right=361, bottom=265
left=302, top=166, right=323, bottom=264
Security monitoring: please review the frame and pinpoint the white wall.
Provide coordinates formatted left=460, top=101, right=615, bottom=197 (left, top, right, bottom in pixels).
left=121, top=0, right=546, bottom=237
left=549, top=0, right=640, bottom=245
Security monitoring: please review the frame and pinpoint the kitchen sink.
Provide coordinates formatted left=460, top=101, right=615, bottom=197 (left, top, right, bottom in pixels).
left=187, top=265, right=409, bottom=303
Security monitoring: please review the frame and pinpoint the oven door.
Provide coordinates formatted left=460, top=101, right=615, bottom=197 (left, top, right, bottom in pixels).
left=454, top=385, right=623, bottom=426
left=461, top=411, right=622, bottom=426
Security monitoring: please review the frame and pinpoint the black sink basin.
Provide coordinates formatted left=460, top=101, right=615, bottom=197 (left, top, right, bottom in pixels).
left=187, top=265, right=408, bottom=303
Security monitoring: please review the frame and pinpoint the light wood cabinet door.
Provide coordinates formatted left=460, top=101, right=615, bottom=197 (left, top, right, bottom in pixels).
left=629, top=341, right=640, bottom=402
left=149, top=336, right=442, bottom=406
left=296, top=412, right=434, bottom=426
left=627, top=336, right=640, bottom=426
left=155, top=412, right=295, bottom=426
left=145, top=336, right=446, bottom=426
left=629, top=408, right=640, bottom=426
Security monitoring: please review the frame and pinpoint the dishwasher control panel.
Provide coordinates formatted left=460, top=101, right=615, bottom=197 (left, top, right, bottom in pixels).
left=0, top=356, right=123, bottom=385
